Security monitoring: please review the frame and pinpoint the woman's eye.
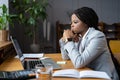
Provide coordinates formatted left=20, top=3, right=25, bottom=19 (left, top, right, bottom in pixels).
left=74, top=21, right=78, bottom=24
left=71, top=20, right=79, bottom=24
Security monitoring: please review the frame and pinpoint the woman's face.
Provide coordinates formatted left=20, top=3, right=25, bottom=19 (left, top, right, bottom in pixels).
left=71, top=14, right=88, bottom=36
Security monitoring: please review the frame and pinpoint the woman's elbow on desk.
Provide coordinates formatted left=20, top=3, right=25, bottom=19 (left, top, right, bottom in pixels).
left=61, top=55, right=70, bottom=60
left=74, top=63, right=85, bottom=68
left=73, top=59, right=86, bottom=68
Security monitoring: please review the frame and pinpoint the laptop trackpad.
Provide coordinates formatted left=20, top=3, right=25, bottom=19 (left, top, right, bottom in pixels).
left=41, top=58, right=61, bottom=70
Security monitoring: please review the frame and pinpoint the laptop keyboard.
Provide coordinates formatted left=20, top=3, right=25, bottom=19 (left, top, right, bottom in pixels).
left=29, top=60, right=43, bottom=69
left=24, top=60, right=43, bottom=70
left=23, top=58, right=61, bottom=70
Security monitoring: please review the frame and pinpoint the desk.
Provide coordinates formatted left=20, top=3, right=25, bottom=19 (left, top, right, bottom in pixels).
left=0, top=53, right=105, bottom=80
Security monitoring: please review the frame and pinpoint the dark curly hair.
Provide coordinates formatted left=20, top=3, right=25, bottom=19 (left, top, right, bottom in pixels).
left=73, top=7, right=99, bottom=30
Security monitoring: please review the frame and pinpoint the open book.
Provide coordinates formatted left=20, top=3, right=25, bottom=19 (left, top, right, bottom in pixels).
left=52, top=69, right=111, bottom=79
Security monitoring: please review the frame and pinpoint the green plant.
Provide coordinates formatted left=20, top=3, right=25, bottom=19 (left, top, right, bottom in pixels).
left=11, top=0, right=49, bottom=43
left=0, top=4, right=15, bottom=30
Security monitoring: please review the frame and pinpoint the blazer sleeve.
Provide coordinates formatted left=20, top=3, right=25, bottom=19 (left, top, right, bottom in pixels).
left=64, top=32, right=107, bottom=68
left=59, top=38, right=70, bottom=60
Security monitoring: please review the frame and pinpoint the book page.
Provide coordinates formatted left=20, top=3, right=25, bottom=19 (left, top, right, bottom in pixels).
left=79, top=70, right=111, bottom=79
left=52, top=69, right=80, bottom=78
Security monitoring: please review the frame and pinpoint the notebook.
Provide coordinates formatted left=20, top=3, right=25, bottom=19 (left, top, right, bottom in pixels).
left=10, top=36, right=61, bottom=70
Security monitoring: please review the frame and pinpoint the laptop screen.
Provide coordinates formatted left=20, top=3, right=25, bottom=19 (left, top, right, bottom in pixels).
left=10, top=36, right=24, bottom=61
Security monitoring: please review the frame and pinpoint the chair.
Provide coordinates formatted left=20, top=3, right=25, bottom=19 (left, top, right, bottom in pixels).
left=109, top=40, right=120, bottom=54
left=56, top=21, right=71, bottom=52
left=107, top=40, right=120, bottom=78
left=109, top=40, right=120, bottom=65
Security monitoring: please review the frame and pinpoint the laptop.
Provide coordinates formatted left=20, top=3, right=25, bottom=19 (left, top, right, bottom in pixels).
left=10, top=36, right=44, bottom=59
left=10, top=36, right=61, bottom=70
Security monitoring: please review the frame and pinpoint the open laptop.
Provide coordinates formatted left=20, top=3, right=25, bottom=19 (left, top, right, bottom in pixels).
left=10, top=36, right=61, bottom=70
left=10, top=36, right=44, bottom=59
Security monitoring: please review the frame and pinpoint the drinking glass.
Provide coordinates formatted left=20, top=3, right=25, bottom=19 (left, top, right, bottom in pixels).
left=35, top=64, right=53, bottom=80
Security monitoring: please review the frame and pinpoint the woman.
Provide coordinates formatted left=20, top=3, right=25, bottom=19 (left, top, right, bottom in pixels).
left=59, top=7, right=119, bottom=80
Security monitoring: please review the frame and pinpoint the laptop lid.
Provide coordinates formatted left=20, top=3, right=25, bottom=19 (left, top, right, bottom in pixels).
left=10, top=36, right=44, bottom=58
left=10, top=36, right=24, bottom=61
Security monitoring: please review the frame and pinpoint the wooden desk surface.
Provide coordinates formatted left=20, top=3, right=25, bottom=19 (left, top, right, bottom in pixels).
left=0, top=53, right=105, bottom=80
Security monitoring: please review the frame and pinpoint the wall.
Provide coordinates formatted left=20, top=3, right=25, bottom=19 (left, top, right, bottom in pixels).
left=47, top=0, right=120, bottom=24
left=9, top=0, right=120, bottom=53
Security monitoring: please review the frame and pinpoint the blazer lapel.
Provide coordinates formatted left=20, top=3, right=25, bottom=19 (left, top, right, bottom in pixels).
left=81, top=37, right=87, bottom=52
left=80, top=28, right=94, bottom=53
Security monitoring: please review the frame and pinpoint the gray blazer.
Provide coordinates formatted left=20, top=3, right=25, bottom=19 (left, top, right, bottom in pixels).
left=59, top=28, right=119, bottom=80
